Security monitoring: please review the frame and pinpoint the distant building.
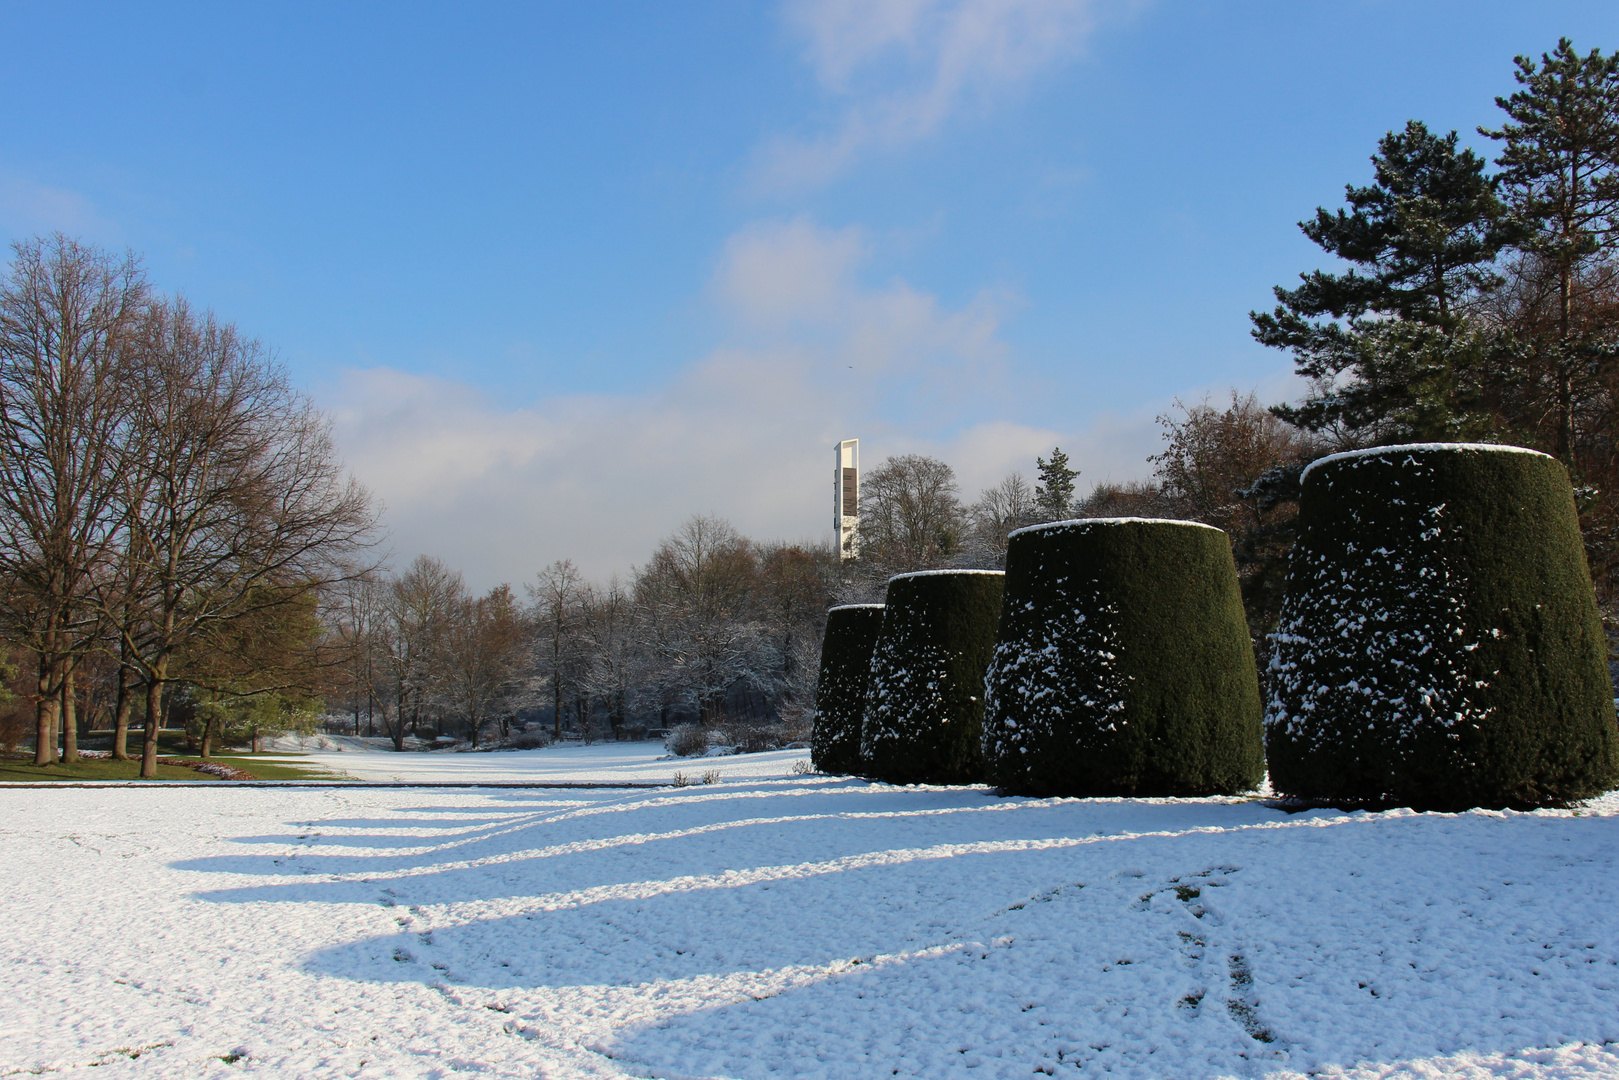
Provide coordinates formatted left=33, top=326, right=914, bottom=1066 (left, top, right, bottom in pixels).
left=835, top=439, right=859, bottom=560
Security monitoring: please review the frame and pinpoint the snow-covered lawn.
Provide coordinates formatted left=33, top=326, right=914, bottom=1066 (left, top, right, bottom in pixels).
left=5, top=775, right=1619, bottom=1078
left=283, top=740, right=811, bottom=785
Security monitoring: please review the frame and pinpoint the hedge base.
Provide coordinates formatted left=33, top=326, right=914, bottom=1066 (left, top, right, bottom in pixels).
left=983, top=518, right=1263, bottom=797
left=1267, top=444, right=1619, bottom=810
left=810, top=604, right=886, bottom=775
left=861, top=570, right=1005, bottom=785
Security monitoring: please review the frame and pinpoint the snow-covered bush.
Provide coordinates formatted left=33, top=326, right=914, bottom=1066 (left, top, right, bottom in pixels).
left=665, top=723, right=708, bottom=757
left=1267, top=444, right=1619, bottom=809
left=712, top=722, right=781, bottom=754
left=502, top=728, right=553, bottom=750
left=810, top=603, right=886, bottom=775
left=982, top=518, right=1263, bottom=797
left=860, top=570, right=1005, bottom=785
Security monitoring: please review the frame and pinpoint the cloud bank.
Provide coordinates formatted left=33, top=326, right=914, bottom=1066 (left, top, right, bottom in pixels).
left=326, top=217, right=1169, bottom=588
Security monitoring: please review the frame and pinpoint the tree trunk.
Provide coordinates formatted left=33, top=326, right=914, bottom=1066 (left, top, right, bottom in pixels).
left=200, top=711, right=215, bottom=759
left=251, top=726, right=259, bottom=753
left=390, top=687, right=406, bottom=752
left=553, top=675, right=563, bottom=738
left=34, top=654, right=59, bottom=766
left=112, top=670, right=134, bottom=760
left=140, top=668, right=165, bottom=780
left=60, top=665, right=79, bottom=764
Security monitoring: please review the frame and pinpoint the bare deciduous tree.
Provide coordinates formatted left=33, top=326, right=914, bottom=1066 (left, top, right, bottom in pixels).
left=529, top=559, right=585, bottom=738
left=376, top=556, right=463, bottom=751
left=857, top=454, right=965, bottom=573
left=103, top=296, right=376, bottom=776
left=441, top=583, right=526, bottom=747
left=967, top=472, right=1038, bottom=567
left=634, top=515, right=773, bottom=725
left=0, top=235, right=148, bottom=765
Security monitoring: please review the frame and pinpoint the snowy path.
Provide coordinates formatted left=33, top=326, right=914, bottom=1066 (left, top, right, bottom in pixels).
left=287, top=741, right=811, bottom=785
left=4, top=780, right=1619, bottom=1078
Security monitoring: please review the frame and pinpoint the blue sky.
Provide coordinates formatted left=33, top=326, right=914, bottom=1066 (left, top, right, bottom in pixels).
left=2, top=1, right=1615, bottom=585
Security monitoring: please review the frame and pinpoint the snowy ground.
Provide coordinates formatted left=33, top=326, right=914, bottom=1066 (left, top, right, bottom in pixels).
left=5, top=776, right=1619, bottom=1079
left=274, top=740, right=812, bottom=785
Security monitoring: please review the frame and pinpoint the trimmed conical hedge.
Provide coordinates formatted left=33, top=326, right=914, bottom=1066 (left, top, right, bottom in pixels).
left=860, top=570, right=1005, bottom=785
left=982, top=518, right=1264, bottom=797
left=1267, top=443, right=1619, bottom=809
left=810, top=604, right=886, bottom=775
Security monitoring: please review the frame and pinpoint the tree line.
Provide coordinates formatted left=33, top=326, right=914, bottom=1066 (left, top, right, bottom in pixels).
left=323, top=519, right=838, bottom=748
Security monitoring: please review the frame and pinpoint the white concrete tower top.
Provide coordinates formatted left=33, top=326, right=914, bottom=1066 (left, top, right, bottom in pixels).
left=836, top=439, right=859, bottom=561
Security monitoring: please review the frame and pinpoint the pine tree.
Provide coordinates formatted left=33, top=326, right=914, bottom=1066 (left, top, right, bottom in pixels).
left=1480, top=39, right=1619, bottom=464
left=1252, top=121, right=1516, bottom=440
left=1034, top=447, right=1078, bottom=521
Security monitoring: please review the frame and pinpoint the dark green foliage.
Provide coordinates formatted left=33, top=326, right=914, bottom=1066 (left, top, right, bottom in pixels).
left=1035, top=447, right=1079, bottom=521
left=1480, top=39, right=1619, bottom=461
left=1252, top=121, right=1515, bottom=442
left=1485, top=39, right=1619, bottom=284
left=810, top=604, right=886, bottom=774
left=982, top=519, right=1264, bottom=797
left=1267, top=444, right=1619, bottom=809
left=860, top=571, right=1004, bottom=785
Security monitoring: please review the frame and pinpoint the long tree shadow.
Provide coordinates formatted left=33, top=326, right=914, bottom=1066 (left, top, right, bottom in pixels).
left=588, top=812, right=1619, bottom=1079
left=177, top=786, right=1283, bottom=908
left=172, top=783, right=1619, bottom=1077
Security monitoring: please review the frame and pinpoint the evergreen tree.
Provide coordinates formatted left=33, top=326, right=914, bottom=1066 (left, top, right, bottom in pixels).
left=1034, top=447, right=1078, bottom=521
left=1480, top=39, right=1619, bottom=463
left=1253, top=121, right=1516, bottom=440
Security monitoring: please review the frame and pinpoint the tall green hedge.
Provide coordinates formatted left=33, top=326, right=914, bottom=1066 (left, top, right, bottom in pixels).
left=982, top=518, right=1264, bottom=797
left=810, top=604, right=886, bottom=775
left=1267, top=443, right=1619, bottom=809
left=860, top=570, right=1005, bottom=785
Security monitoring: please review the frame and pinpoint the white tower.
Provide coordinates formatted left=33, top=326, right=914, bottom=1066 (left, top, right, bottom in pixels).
left=835, top=439, right=859, bottom=560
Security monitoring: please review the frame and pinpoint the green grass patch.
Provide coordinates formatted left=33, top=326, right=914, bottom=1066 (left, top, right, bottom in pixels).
left=0, top=756, right=220, bottom=782
left=0, top=752, right=349, bottom=782
left=186, top=756, right=348, bottom=781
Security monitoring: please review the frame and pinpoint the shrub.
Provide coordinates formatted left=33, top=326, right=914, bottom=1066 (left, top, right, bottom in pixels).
left=982, top=518, right=1264, bottom=797
left=503, top=728, right=553, bottom=750
left=665, top=723, right=708, bottom=757
left=810, top=604, right=886, bottom=774
left=713, top=721, right=785, bottom=754
left=860, top=570, right=1005, bottom=785
left=1267, top=443, right=1619, bottom=809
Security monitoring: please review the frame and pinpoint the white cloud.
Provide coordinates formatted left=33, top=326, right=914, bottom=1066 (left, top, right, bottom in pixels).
left=756, top=0, right=1130, bottom=191
left=325, top=216, right=1288, bottom=590
left=326, top=219, right=1041, bottom=587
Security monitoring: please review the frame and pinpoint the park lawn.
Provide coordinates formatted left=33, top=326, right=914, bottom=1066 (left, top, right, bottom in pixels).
left=0, top=756, right=220, bottom=782
left=0, top=752, right=347, bottom=782
left=188, top=755, right=349, bottom=781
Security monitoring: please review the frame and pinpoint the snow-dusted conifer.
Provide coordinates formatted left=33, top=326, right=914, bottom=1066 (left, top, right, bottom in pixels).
left=982, top=518, right=1263, bottom=796
left=1267, top=444, right=1619, bottom=809
left=860, top=570, right=1004, bottom=785
left=810, top=604, right=885, bottom=775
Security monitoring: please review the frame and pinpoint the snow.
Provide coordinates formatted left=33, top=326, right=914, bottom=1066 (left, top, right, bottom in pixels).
left=6, top=768, right=1619, bottom=1078
left=1008, top=517, right=1226, bottom=538
left=827, top=603, right=886, bottom=612
left=1301, top=442, right=1550, bottom=482
left=289, top=741, right=814, bottom=785
left=887, top=569, right=1006, bottom=579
